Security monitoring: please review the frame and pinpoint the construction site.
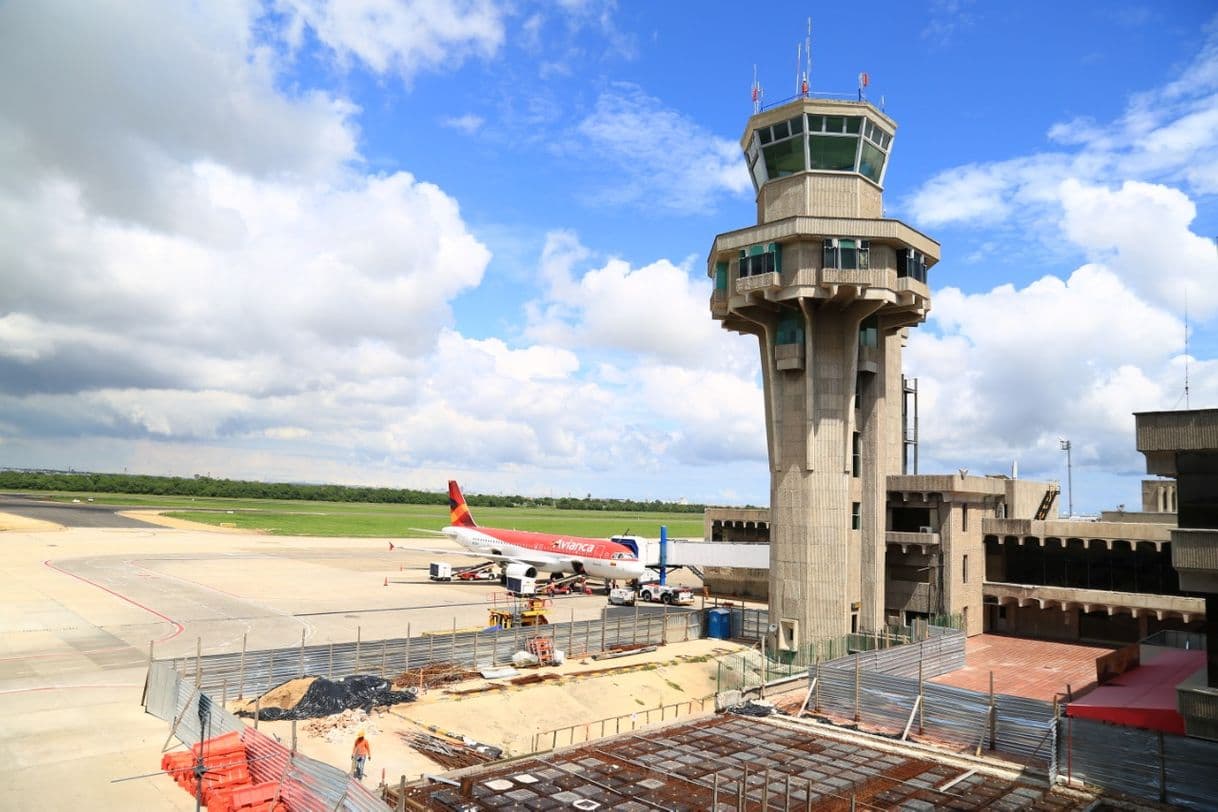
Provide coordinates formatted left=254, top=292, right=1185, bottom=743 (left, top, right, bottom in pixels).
left=4, top=60, right=1218, bottom=812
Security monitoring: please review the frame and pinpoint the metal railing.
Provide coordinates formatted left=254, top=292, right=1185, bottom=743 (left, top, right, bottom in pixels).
left=528, top=696, right=714, bottom=754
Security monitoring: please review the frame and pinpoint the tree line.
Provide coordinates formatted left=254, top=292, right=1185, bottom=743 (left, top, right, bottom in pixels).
left=0, top=469, right=708, bottom=513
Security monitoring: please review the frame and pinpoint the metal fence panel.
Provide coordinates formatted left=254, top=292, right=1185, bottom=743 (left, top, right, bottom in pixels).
left=167, top=608, right=700, bottom=697
left=144, top=659, right=181, bottom=722
left=1061, top=717, right=1218, bottom=810
left=1164, top=732, right=1218, bottom=809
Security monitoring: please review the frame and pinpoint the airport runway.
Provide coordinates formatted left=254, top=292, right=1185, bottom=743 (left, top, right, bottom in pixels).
left=0, top=493, right=158, bottom=528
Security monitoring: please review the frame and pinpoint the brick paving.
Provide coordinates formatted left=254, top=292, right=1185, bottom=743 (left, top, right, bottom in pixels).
left=930, top=634, right=1112, bottom=702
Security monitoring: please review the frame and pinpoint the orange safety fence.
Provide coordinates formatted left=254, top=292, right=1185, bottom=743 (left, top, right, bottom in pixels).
left=161, top=732, right=287, bottom=812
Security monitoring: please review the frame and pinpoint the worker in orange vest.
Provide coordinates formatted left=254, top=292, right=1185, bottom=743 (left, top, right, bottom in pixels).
left=351, top=732, right=371, bottom=779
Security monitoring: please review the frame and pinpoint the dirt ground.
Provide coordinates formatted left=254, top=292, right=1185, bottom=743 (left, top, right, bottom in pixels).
left=243, top=637, right=744, bottom=785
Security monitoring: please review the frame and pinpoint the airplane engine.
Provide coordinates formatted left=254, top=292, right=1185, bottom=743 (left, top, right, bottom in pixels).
left=503, top=562, right=538, bottom=580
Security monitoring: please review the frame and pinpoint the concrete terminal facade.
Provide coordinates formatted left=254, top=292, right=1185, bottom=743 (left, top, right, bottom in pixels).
left=707, top=96, right=937, bottom=649
left=1136, top=408, right=1218, bottom=739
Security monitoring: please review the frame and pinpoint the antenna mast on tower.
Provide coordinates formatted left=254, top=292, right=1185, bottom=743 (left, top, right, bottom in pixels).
left=803, top=17, right=811, bottom=97
left=751, top=64, right=762, bottom=113
left=1185, top=286, right=1191, bottom=409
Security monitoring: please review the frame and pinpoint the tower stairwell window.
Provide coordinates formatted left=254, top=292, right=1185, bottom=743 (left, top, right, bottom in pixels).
left=775, top=314, right=804, bottom=345
left=859, top=315, right=879, bottom=348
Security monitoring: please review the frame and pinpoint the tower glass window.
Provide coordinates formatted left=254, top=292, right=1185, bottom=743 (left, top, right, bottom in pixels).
left=739, top=243, right=781, bottom=277
left=759, top=115, right=808, bottom=179
left=824, top=238, right=870, bottom=270
left=746, top=109, right=894, bottom=191
left=898, top=249, right=928, bottom=283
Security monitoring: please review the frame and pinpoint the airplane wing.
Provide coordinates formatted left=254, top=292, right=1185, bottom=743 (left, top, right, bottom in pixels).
left=387, top=541, right=545, bottom=568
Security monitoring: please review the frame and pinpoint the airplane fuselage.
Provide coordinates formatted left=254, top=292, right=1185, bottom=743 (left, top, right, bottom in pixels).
left=442, top=525, right=646, bottom=582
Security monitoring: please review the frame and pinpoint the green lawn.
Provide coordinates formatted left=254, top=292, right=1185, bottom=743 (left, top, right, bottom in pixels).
left=14, top=490, right=704, bottom=538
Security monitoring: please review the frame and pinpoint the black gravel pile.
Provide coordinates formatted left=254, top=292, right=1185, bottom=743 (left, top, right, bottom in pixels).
left=241, top=674, right=416, bottom=721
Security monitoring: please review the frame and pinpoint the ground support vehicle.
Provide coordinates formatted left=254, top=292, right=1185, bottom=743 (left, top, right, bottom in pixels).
left=429, top=560, right=498, bottom=581
left=637, top=582, right=694, bottom=605
left=607, top=587, right=636, bottom=606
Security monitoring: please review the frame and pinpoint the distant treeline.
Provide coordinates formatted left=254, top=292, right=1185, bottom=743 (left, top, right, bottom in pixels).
left=0, top=470, right=708, bottom=513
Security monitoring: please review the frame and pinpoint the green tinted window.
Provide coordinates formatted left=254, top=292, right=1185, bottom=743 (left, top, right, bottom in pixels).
left=807, top=114, right=824, bottom=132
left=776, top=314, right=804, bottom=345
left=845, top=117, right=861, bottom=134
left=859, top=142, right=886, bottom=182
left=714, top=262, right=728, bottom=291
left=809, top=135, right=858, bottom=171
left=826, top=116, right=845, bottom=133
left=763, top=138, right=806, bottom=177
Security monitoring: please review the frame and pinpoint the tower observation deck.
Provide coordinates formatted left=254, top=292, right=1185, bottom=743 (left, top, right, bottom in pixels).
left=707, top=96, right=940, bottom=649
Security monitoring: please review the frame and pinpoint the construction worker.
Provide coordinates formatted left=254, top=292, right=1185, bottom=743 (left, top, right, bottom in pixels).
left=351, top=732, right=371, bottom=780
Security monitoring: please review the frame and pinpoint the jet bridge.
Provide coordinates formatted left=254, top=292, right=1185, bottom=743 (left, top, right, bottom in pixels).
left=614, top=536, right=769, bottom=571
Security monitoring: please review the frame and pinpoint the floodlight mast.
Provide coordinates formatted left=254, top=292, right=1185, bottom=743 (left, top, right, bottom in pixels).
left=1059, top=439, right=1073, bottom=518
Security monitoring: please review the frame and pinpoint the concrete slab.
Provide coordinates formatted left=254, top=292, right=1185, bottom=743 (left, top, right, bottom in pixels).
left=931, top=634, right=1110, bottom=701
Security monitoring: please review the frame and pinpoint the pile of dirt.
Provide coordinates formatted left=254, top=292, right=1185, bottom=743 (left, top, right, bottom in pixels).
left=238, top=675, right=415, bottom=721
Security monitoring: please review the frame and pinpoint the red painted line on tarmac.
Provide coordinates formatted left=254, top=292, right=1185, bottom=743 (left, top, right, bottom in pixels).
left=0, top=683, right=140, bottom=696
left=42, top=559, right=185, bottom=643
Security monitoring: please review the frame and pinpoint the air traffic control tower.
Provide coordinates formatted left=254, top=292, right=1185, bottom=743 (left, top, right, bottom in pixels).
left=708, top=96, right=939, bottom=649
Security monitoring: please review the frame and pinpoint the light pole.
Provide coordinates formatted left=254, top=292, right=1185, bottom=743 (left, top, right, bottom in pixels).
left=1059, top=439, right=1073, bottom=518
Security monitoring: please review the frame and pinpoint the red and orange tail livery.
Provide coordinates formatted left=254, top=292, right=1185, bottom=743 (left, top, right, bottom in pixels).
left=447, top=480, right=477, bottom=527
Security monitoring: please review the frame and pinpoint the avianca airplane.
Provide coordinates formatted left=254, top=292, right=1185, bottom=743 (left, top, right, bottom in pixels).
left=392, top=481, right=647, bottom=583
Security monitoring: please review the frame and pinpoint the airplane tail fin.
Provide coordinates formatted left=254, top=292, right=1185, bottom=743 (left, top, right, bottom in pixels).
left=448, top=480, right=477, bottom=527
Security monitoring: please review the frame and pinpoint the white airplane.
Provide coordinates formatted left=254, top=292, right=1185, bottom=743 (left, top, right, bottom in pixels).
left=390, top=480, right=647, bottom=583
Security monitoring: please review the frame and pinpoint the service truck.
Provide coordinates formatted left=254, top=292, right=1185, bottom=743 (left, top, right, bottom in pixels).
left=637, top=582, right=694, bottom=605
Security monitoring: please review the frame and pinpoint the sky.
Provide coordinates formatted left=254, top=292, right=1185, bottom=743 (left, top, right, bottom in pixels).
left=1, top=1, right=1216, bottom=512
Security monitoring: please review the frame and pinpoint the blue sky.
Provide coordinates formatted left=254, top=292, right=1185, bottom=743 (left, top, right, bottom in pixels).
left=1, top=1, right=1216, bottom=512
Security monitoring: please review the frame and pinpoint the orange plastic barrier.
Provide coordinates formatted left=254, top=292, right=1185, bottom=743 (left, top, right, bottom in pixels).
left=162, top=732, right=289, bottom=811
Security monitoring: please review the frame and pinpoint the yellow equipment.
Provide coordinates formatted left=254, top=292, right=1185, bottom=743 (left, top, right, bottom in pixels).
left=487, top=595, right=550, bottom=629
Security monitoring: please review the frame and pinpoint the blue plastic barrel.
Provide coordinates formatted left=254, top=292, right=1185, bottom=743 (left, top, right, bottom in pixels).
left=707, top=608, right=730, bottom=640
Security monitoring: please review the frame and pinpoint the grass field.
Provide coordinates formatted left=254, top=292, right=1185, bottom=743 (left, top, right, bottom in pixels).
left=14, top=491, right=706, bottom=538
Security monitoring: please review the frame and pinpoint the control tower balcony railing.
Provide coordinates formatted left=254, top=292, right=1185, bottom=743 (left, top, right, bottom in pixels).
left=886, top=530, right=940, bottom=553
left=710, top=290, right=729, bottom=318
left=736, top=271, right=782, bottom=294
left=711, top=215, right=940, bottom=263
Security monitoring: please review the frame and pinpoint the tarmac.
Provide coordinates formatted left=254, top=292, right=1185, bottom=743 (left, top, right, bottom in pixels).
left=0, top=496, right=638, bottom=810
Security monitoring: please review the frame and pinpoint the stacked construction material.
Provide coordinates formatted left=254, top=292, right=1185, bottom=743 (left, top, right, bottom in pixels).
left=160, top=731, right=287, bottom=811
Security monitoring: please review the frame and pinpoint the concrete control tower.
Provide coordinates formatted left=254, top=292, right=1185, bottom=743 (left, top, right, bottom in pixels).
left=708, top=97, right=939, bottom=649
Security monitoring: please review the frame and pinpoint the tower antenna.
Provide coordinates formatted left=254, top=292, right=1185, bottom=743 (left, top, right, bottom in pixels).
left=751, top=64, right=762, bottom=114
left=804, top=17, right=812, bottom=97
left=796, top=41, right=802, bottom=97
left=1185, top=285, right=1191, bottom=409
